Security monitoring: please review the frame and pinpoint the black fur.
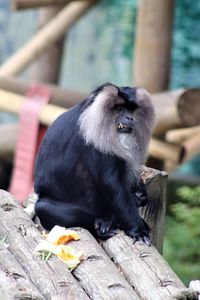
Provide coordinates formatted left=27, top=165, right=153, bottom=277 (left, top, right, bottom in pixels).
left=34, top=84, right=150, bottom=243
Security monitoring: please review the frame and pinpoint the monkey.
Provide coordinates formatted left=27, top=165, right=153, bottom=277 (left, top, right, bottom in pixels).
left=34, top=83, right=155, bottom=244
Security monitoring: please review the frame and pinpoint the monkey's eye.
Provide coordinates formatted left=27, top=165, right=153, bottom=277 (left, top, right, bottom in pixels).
left=113, top=105, right=124, bottom=112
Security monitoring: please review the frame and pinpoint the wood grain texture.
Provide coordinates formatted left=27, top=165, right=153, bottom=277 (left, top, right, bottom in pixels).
left=0, top=244, right=44, bottom=300
left=70, top=228, right=139, bottom=300
left=0, top=190, right=89, bottom=300
left=101, top=232, right=189, bottom=300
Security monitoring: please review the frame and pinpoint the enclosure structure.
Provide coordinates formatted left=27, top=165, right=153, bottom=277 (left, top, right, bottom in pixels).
left=0, top=1, right=199, bottom=299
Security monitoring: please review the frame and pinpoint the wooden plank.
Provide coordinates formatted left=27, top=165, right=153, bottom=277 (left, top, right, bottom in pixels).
left=0, top=1, right=97, bottom=76
left=0, top=244, right=45, bottom=300
left=12, top=0, right=86, bottom=10
left=70, top=228, right=140, bottom=300
left=0, top=190, right=90, bottom=300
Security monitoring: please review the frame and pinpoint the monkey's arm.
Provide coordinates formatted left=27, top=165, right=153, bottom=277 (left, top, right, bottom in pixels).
left=101, top=167, right=150, bottom=244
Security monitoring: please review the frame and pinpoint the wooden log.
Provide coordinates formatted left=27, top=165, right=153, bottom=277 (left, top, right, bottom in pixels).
left=140, top=168, right=167, bottom=253
left=149, top=138, right=181, bottom=163
left=166, top=126, right=200, bottom=143
left=0, top=76, right=87, bottom=108
left=12, top=0, right=80, bottom=10
left=0, top=190, right=139, bottom=300
left=133, top=0, right=174, bottom=93
left=0, top=190, right=90, bottom=300
left=0, top=1, right=97, bottom=76
left=1, top=77, right=200, bottom=136
left=152, top=89, right=200, bottom=135
left=181, top=132, right=200, bottom=163
left=0, top=90, right=66, bottom=126
left=70, top=228, right=139, bottom=300
left=30, top=6, right=65, bottom=84
left=0, top=92, right=199, bottom=167
left=0, top=244, right=44, bottom=300
left=101, top=233, right=197, bottom=300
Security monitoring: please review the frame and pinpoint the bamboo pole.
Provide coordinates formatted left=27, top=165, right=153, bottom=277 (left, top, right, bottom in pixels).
left=166, top=126, right=200, bottom=143
left=133, top=0, right=174, bottom=93
left=12, top=0, right=79, bottom=10
left=0, top=0, right=97, bottom=77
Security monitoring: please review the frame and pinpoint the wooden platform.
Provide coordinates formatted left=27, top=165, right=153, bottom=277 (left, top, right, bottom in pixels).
left=0, top=169, right=198, bottom=300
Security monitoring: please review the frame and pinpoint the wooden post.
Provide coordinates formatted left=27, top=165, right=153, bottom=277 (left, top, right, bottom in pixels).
left=140, top=168, right=167, bottom=253
left=0, top=1, right=97, bottom=77
left=12, top=0, right=80, bottom=10
left=30, top=6, right=65, bottom=84
left=134, top=0, right=175, bottom=93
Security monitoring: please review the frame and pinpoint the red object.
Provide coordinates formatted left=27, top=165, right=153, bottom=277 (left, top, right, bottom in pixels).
left=9, top=85, right=51, bottom=204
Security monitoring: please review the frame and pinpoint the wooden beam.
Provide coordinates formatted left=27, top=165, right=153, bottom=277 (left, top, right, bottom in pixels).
left=1, top=77, right=200, bottom=135
left=0, top=1, right=97, bottom=76
left=149, top=138, right=181, bottom=163
left=0, top=89, right=66, bottom=126
left=166, top=126, right=200, bottom=144
left=12, top=0, right=80, bottom=10
left=152, top=89, right=200, bottom=136
left=133, top=0, right=174, bottom=93
left=0, top=76, right=87, bottom=108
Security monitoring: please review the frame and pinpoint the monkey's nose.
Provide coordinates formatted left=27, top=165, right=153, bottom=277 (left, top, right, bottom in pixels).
left=126, top=116, right=133, bottom=121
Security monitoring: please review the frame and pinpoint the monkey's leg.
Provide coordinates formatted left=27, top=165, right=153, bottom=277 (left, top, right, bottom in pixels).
left=35, top=198, right=96, bottom=231
left=94, top=216, right=118, bottom=240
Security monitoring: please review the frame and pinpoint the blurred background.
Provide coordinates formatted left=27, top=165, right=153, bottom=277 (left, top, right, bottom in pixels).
left=0, top=0, right=199, bottom=285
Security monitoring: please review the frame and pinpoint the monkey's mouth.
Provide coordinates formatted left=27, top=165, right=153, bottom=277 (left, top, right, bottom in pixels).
left=116, top=123, right=132, bottom=133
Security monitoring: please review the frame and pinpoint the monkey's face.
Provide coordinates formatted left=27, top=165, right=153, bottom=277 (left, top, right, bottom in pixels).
left=79, top=83, right=155, bottom=162
left=112, top=87, right=139, bottom=134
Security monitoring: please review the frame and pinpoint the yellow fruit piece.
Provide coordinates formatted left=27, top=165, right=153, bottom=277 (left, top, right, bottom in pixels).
left=46, top=225, right=80, bottom=245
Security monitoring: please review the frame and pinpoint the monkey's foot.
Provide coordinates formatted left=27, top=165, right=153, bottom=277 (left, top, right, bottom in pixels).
left=126, top=219, right=151, bottom=246
left=94, top=217, right=118, bottom=240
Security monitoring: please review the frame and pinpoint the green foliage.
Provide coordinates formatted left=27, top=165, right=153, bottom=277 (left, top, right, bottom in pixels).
left=164, top=186, right=200, bottom=285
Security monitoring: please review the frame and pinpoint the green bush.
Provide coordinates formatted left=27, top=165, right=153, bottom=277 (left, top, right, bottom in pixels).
left=164, top=186, right=200, bottom=285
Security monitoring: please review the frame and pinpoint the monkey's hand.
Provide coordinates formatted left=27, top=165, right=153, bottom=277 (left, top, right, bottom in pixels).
left=126, top=218, right=151, bottom=246
left=94, top=217, right=118, bottom=240
left=135, top=190, right=149, bottom=207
